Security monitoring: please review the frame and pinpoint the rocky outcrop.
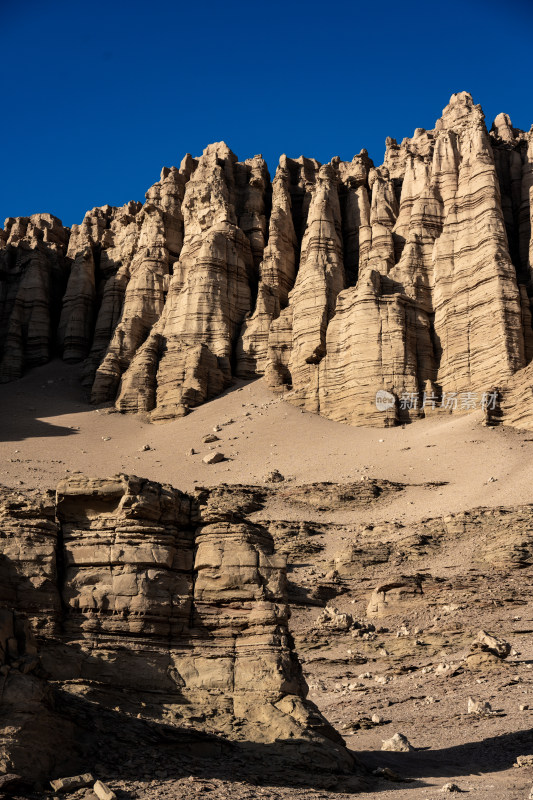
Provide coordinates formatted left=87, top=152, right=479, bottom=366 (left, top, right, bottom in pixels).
left=262, top=92, right=531, bottom=425
left=236, top=155, right=318, bottom=377
left=2, top=93, right=533, bottom=428
left=482, top=125, right=533, bottom=429
left=0, top=488, right=77, bottom=782
left=0, top=215, right=70, bottom=382
left=3, top=474, right=533, bottom=788
left=71, top=202, right=143, bottom=382
left=0, top=476, right=352, bottom=785
left=89, top=166, right=191, bottom=403
left=114, top=144, right=270, bottom=419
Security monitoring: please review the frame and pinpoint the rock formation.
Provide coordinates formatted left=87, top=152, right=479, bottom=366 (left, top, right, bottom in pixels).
left=0, top=476, right=352, bottom=786
left=2, top=92, right=533, bottom=428
left=114, top=145, right=270, bottom=419
left=261, top=93, right=531, bottom=425
left=0, top=215, right=69, bottom=382
left=3, top=473, right=533, bottom=790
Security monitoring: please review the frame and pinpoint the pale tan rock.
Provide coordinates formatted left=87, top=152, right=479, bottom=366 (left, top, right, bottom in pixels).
left=2, top=93, right=533, bottom=431
left=467, top=697, right=492, bottom=715
left=115, top=144, right=270, bottom=418
left=262, top=92, right=531, bottom=427
left=367, top=576, right=424, bottom=617
left=263, top=469, right=284, bottom=483
left=430, top=95, right=525, bottom=394
left=58, top=202, right=142, bottom=377
left=91, top=167, right=189, bottom=403
left=0, top=477, right=353, bottom=778
left=50, top=774, right=94, bottom=792
left=284, top=164, right=345, bottom=409
left=0, top=531, right=76, bottom=782
left=57, top=245, right=96, bottom=362
left=471, top=629, right=511, bottom=659
left=93, top=781, right=116, bottom=800
left=485, top=125, right=533, bottom=430
left=515, top=755, right=533, bottom=767
left=236, top=156, right=314, bottom=377
left=381, top=732, right=414, bottom=752
left=202, top=451, right=225, bottom=464
left=315, top=606, right=353, bottom=631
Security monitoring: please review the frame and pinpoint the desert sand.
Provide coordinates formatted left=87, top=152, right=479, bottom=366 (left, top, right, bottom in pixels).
left=1, top=359, right=532, bottom=523
left=3, top=88, right=533, bottom=800
left=1, top=360, right=533, bottom=799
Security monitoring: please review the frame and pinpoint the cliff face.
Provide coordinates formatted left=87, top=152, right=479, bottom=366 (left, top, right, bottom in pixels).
left=2, top=92, right=533, bottom=427
left=0, top=476, right=351, bottom=783
left=0, top=215, right=70, bottom=382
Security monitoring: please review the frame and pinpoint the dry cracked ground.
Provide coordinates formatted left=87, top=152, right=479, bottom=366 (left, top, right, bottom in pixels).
left=1, top=360, right=533, bottom=800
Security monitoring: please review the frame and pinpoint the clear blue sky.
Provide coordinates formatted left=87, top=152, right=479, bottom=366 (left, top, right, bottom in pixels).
left=1, top=0, right=532, bottom=228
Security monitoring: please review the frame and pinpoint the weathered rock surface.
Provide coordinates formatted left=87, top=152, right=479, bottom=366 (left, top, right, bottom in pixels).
left=50, top=773, right=94, bottom=793
left=333, top=503, right=533, bottom=576
left=262, top=92, right=530, bottom=425
left=0, top=215, right=70, bottom=382
left=2, top=93, right=533, bottom=428
left=2, top=474, right=533, bottom=794
left=0, top=476, right=353, bottom=786
left=381, top=733, right=415, bottom=752
left=115, top=144, right=269, bottom=419
left=366, top=576, right=424, bottom=618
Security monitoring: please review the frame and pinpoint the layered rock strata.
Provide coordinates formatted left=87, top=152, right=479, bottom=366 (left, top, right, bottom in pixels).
left=115, top=145, right=270, bottom=419
left=2, top=93, right=533, bottom=427
left=0, top=215, right=69, bottom=382
left=260, top=93, right=530, bottom=424
left=0, top=476, right=352, bottom=784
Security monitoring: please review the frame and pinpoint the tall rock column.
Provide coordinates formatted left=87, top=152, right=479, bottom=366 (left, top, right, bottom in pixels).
left=0, top=215, right=70, bottom=382
left=0, top=475, right=353, bottom=777
left=115, top=144, right=269, bottom=419
left=90, top=164, right=191, bottom=403
left=58, top=202, right=142, bottom=374
left=431, top=94, right=526, bottom=393
left=264, top=164, right=345, bottom=411
left=236, top=156, right=299, bottom=376
left=268, top=93, right=529, bottom=426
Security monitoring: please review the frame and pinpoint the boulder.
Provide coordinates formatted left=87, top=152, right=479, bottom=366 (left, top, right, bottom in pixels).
left=381, top=733, right=415, bottom=752
left=471, top=630, right=511, bottom=659
left=93, top=781, right=117, bottom=800
left=50, top=774, right=94, bottom=793
left=367, top=576, right=424, bottom=617
left=202, top=451, right=225, bottom=464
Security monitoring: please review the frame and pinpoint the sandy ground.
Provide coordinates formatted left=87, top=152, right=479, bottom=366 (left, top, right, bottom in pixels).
left=1, top=360, right=533, bottom=527
left=2, top=360, right=533, bottom=800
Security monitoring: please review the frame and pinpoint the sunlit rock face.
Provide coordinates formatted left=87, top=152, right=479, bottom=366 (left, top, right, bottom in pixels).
left=2, top=93, right=533, bottom=428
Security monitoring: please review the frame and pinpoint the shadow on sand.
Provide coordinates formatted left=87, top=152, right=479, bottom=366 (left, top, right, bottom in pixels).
left=0, top=360, right=97, bottom=443
left=49, top=690, right=372, bottom=796
left=358, top=725, right=533, bottom=790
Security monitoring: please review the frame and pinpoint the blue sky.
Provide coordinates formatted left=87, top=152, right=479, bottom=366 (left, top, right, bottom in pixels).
left=1, top=0, right=532, bottom=227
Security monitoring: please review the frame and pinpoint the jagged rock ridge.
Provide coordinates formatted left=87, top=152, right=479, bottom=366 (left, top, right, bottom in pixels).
left=2, top=92, right=533, bottom=427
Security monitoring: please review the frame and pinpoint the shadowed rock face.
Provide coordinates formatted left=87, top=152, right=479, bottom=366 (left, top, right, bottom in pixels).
left=0, top=215, right=70, bottom=382
left=0, top=476, right=352, bottom=784
left=2, top=93, right=533, bottom=427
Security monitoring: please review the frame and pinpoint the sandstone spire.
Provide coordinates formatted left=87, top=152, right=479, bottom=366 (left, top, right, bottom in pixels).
left=2, top=93, right=533, bottom=429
